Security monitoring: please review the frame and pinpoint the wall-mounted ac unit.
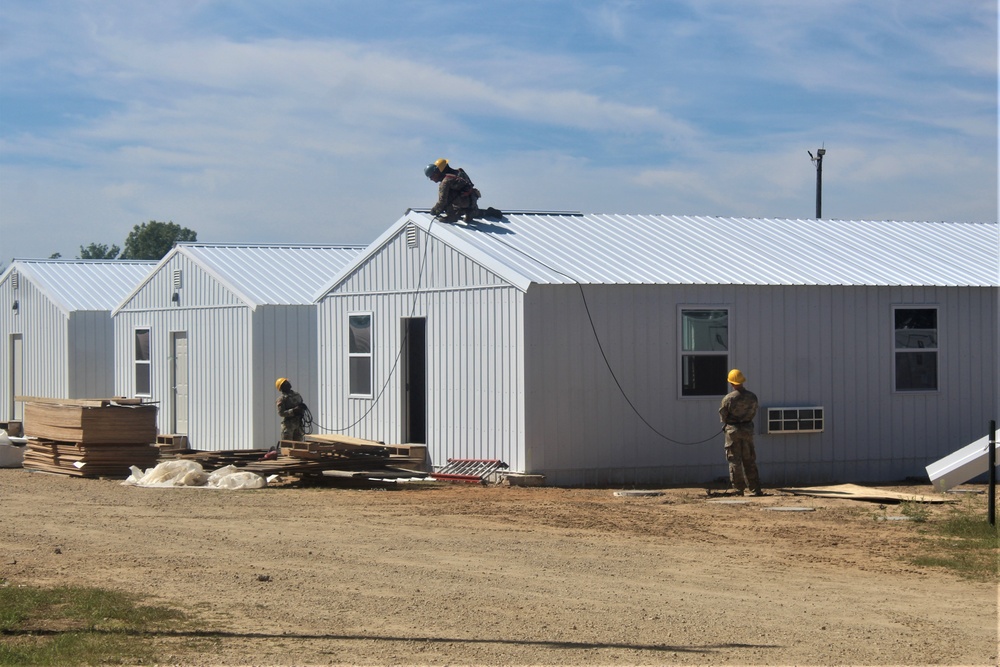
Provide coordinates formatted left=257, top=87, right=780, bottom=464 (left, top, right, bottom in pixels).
left=766, top=407, right=824, bottom=434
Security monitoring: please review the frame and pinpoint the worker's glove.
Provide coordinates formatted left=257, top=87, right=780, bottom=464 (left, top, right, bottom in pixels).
left=429, top=206, right=441, bottom=216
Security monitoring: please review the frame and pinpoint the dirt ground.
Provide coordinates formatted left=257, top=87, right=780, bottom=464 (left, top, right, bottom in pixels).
left=1, top=467, right=997, bottom=667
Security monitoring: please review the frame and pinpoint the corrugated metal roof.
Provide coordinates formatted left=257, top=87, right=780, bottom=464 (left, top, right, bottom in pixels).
left=176, top=243, right=366, bottom=305
left=409, top=212, right=999, bottom=288
left=4, top=259, right=157, bottom=312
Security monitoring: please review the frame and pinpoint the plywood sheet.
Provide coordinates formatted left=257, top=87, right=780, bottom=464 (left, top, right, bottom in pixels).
left=778, top=483, right=953, bottom=503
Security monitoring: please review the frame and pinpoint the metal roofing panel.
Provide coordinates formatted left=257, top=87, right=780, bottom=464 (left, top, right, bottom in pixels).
left=6, top=259, right=156, bottom=312
left=413, top=213, right=998, bottom=287
left=177, top=243, right=366, bottom=305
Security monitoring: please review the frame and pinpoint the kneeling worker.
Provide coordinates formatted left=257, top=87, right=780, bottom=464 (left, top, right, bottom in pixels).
left=424, top=158, right=502, bottom=224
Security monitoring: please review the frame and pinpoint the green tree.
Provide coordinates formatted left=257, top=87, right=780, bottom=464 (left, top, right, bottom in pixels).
left=120, top=221, right=197, bottom=260
left=48, top=252, right=62, bottom=259
left=78, top=242, right=121, bottom=259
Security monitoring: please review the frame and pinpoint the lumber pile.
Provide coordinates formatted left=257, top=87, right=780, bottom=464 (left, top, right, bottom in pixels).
left=287, top=434, right=426, bottom=471
left=163, top=434, right=428, bottom=482
left=19, top=397, right=159, bottom=478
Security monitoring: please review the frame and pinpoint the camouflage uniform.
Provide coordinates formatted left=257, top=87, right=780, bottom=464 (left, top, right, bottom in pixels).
left=276, top=389, right=305, bottom=442
left=430, top=174, right=481, bottom=221
left=719, top=386, right=760, bottom=494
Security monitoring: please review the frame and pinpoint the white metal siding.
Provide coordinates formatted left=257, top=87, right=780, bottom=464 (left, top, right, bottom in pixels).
left=116, top=253, right=256, bottom=450
left=67, top=311, right=115, bottom=398
left=254, top=304, right=318, bottom=448
left=115, top=251, right=330, bottom=451
left=0, top=274, right=70, bottom=416
left=0, top=261, right=153, bottom=419
left=319, top=227, right=525, bottom=470
left=525, top=283, right=997, bottom=485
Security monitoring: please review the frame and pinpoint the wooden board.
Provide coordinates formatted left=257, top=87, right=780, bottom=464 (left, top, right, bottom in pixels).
left=778, top=484, right=953, bottom=504
left=303, top=433, right=386, bottom=447
left=16, top=396, right=147, bottom=407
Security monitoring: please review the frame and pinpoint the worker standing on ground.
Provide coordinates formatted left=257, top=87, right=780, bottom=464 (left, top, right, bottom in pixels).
left=275, top=377, right=306, bottom=444
left=718, top=369, right=762, bottom=496
left=424, top=158, right=502, bottom=224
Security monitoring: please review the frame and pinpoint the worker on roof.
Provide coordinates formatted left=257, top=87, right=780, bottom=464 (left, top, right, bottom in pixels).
left=275, top=377, right=306, bottom=446
left=718, top=369, right=762, bottom=497
left=424, top=158, right=502, bottom=224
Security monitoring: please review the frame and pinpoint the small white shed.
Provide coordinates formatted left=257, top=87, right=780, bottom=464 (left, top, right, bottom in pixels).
left=112, top=243, right=364, bottom=451
left=315, top=211, right=998, bottom=486
left=0, top=259, right=156, bottom=421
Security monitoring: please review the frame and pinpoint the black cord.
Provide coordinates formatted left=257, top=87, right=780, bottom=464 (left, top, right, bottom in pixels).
left=312, top=215, right=438, bottom=433
left=484, top=232, right=723, bottom=446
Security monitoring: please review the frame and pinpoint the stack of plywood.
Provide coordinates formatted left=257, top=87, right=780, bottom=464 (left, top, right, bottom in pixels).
left=19, top=397, right=159, bottom=478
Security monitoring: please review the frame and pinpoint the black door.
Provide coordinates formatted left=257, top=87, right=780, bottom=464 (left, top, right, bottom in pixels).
left=402, top=318, right=426, bottom=443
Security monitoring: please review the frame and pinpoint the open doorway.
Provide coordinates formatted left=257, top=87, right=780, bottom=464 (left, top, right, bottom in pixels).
left=401, top=318, right=426, bottom=444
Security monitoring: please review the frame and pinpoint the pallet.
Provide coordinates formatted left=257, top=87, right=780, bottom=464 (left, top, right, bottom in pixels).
left=156, top=434, right=190, bottom=453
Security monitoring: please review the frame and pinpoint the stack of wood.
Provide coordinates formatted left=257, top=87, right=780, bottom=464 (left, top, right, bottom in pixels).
left=166, top=433, right=427, bottom=481
left=19, top=397, right=159, bottom=478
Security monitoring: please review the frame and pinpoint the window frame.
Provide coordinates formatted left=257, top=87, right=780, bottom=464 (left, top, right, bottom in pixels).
left=892, top=305, right=939, bottom=393
left=678, top=306, right=730, bottom=398
left=134, top=327, right=152, bottom=397
left=348, top=312, right=374, bottom=398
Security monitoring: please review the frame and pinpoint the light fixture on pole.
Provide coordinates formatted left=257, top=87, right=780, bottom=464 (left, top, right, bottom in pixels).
left=807, top=147, right=826, bottom=219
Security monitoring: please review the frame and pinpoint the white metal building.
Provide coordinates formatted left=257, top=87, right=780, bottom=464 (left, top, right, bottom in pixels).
left=0, top=259, right=156, bottom=421
left=315, top=211, right=998, bottom=486
left=113, top=243, right=364, bottom=451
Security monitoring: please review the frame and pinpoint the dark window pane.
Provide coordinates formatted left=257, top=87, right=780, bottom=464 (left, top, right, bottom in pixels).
left=682, top=310, right=728, bottom=352
left=895, top=351, right=937, bottom=391
left=895, top=309, right=937, bottom=349
left=135, top=329, right=150, bottom=361
left=682, top=355, right=729, bottom=396
left=136, top=365, right=150, bottom=395
left=349, top=315, right=371, bottom=353
left=349, top=357, right=371, bottom=395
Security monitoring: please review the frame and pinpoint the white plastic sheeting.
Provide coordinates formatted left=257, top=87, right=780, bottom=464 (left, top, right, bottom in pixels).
left=0, top=430, right=26, bottom=468
left=124, top=460, right=266, bottom=489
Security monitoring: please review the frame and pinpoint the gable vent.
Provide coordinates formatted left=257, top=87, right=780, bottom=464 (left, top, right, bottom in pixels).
left=10, top=271, right=18, bottom=290
left=406, top=223, right=419, bottom=249
left=172, top=270, right=182, bottom=290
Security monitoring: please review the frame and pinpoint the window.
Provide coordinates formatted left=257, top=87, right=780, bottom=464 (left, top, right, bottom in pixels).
left=894, top=307, right=937, bottom=391
left=767, top=407, right=825, bottom=434
left=681, top=309, right=729, bottom=396
left=349, top=314, right=372, bottom=396
left=135, top=328, right=151, bottom=396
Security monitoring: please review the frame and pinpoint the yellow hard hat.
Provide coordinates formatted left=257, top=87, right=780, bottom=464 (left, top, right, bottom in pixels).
left=275, top=377, right=289, bottom=390
left=434, top=158, right=449, bottom=171
left=727, top=369, right=746, bottom=385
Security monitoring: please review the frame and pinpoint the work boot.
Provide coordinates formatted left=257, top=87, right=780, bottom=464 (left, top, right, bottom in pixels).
left=732, top=489, right=745, bottom=496
left=484, top=207, right=503, bottom=218
left=464, top=212, right=476, bottom=224
left=750, top=489, right=764, bottom=496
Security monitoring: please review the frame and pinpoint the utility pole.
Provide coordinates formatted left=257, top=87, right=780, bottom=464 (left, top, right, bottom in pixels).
left=808, top=147, right=826, bottom=218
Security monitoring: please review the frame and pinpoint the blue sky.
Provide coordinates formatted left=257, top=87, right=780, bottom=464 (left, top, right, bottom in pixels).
left=1, top=1, right=996, bottom=261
